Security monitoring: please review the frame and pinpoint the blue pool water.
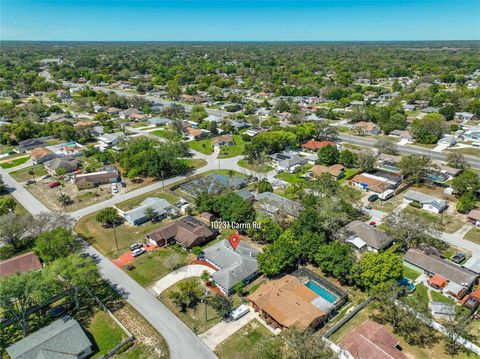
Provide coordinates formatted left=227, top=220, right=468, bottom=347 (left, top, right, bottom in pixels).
left=305, top=281, right=337, bottom=303
left=397, top=278, right=415, bottom=293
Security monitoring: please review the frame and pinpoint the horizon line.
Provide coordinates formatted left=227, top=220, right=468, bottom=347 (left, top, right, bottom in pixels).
left=1, top=39, right=480, bottom=43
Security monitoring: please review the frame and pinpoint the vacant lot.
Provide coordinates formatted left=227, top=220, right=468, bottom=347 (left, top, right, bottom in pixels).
left=188, top=138, right=213, bottom=155
left=371, top=193, right=403, bottom=212
left=237, top=159, right=273, bottom=173
left=465, top=227, right=480, bottom=244
left=0, top=155, right=29, bottom=169
left=217, top=135, right=245, bottom=158
left=127, top=246, right=193, bottom=287
left=403, top=206, right=464, bottom=234
left=75, top=212, right=166, bottom=258
left=10, top=165, right=47, bottom=182
left=215, top=320, right=275, bottom=359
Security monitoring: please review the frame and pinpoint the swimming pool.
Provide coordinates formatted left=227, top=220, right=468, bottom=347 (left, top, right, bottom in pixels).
left=305, top=281, right=337, bottom=303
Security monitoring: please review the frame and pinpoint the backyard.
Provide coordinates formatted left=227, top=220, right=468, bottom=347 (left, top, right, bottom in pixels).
left=215, top=320, right=276, bottom=359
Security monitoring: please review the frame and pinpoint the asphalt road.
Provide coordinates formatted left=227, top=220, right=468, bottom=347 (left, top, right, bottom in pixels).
left=339, top=134, right=480, bottom=169
left=84, top=244, right=218, bottom=359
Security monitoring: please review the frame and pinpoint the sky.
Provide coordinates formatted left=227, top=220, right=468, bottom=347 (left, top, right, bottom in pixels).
left=1, top=0, right=479, bottom=41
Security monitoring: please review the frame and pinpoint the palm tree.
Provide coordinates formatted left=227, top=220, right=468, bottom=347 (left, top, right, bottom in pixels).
left=144, top=207, right=158, bottom=222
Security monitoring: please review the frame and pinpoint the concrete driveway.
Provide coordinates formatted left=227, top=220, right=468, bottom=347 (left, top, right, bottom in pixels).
left=148, top=264, right=215, bottom=296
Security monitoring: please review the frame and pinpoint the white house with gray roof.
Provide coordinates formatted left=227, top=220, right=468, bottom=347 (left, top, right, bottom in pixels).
left=202, top=239, right=258, bottom=295
left=403, top=190, right=447, bottom=213
left=255, top=192, right=303, bottom=217
left=345, top=220, right=393, bottom=252
left=122, top=197, right=174, bottom=225
left=6, top=316, right=92, bottom=359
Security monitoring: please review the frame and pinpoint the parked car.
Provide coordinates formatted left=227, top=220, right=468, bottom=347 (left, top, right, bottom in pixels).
left=130, top=243, right=142, bottom=251
left=26, top=180, right=35, bottom=185
left=120, top=181, right=127, bottom=187
left=48, top=181, right=61, bottom=188
left=132, top=248, right=146, bottom=257
left=451, top=252, right=466, bottom=264
left=41, top=174, right=51, bottom=180
left=367, top=194, right=379, bottom=202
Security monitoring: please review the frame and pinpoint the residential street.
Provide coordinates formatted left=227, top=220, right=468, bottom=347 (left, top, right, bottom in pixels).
left=83, top=244, right=218, bottom=359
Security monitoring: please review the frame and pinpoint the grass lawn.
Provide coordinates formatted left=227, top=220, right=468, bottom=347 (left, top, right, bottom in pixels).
left=237, top=159, right=273, bottom=173
left=74, top=212, right=165, bottom=258
left=127, top=246, right=193, bottom=287
left=465, top=227, right=480, bottom=244
left=159, top=278, right=223, bottom=334
left=87, top=310, right=127, bottom=359
left=0, top=156, right=29, bottom=169
left=10, top=165, right=47, bottom=182
left=217, top=135, right=245, bottom=159
left=150, top=129, right=182, bottom=141
left=276, top=171, right=306, bottom=184
left=431, top=290, right=455, bottom=304
left=403, top=265, right=421, bottom=281
left=338, top=168, right=360, bottom=184
left=449, top=148, right=480, bottom=157
left=115, top=190, right=178, bottom=212
left=188, top=138, right=213, bottom=155
left=371, top=194, right=403, bottom=213
left=183, top=158, right=207, bottom=170
left=403, top=206, right=464, bottom=234
left=215, top=320, right=275, bottom=359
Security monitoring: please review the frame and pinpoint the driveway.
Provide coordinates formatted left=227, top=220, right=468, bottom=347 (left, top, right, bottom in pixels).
left=84, top=244, right=218, bottom=359
left=148, top=264, right=215, bottom=296
left=199, top=310, right=255, bottom=350
left=112, top=243, right=157, bottom=267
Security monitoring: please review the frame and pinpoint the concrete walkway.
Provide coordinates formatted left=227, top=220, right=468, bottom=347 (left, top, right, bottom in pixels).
left=199, top=310, right=256, bottom=349
left=148, top=264, right=215, bottom=296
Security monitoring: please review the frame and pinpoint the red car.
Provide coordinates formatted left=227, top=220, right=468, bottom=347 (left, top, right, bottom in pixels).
left=48, top=181, right=61, bottom=188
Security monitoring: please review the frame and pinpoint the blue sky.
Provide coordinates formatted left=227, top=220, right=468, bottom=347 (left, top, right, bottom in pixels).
left=1, top=0, right=479, bottom=41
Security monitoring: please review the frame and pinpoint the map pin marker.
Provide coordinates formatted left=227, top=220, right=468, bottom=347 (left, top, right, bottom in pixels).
left=229, top=233, right=241, bottom=250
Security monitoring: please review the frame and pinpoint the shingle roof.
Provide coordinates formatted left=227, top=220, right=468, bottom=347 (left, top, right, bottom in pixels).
left=404, top=249, right=477, bottom=287
left=123, top=197, right=172, bottom=223
left=403, top=190, right=447, bottom=211
left=6, top=316, right=92, bottom=359
left=345, top=220, right=392, bottom=251
left=203, top=240, right=258, bottom=293
left=0, top=252, right=42, bottom=277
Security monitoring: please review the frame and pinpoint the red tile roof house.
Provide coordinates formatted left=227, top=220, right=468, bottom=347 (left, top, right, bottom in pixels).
left=0, top=252, right=42, bottom=277
left=340, top=320, right=407, bottom=359
left=301, top=140, right=336, bottom=151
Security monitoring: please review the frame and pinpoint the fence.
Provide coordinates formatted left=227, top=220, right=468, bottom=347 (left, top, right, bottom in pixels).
left=323, top=297, right=372, bottom=339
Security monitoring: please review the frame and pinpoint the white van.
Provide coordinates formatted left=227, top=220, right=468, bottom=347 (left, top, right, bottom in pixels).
left=229, top=304, right=250, bottom=320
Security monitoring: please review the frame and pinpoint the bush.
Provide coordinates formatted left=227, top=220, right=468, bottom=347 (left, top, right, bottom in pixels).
left=409, top=201, right=422, bottom=209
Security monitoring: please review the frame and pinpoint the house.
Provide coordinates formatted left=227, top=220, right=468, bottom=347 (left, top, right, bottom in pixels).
left=438, top=135, right=457, bottom=147
left=350, top=173, right=395, bottom=194
left=429, top=301, right=457, bottom=321
left=403, top=249, right=478, bottom=298
left=148, top=117, right=171, bottom=126
left=421, top=106, right=440, bottom=114
left=310, top=164, right=345, bottom=180
left=46, top=141, right=84, bottom=157
left=244, top=129, right=259, bottom=137
left=106, top=107, right=121, bottom=115
left=455, top=112, right=475, bottom=122
left=0, top=252, right=42, bottom=277
left=203, top=114, right=222, bottom=123
left=31, top=147, right=57, bottom=164
left=6, top=316, right=93, bottom=359
left=202, top=239, right=258, bottom=295
left=467, top=209, right=480, bottom=226
left=403, top=190, right=447, bottom=213
left=73, top=169, right=119, bottom=190
left=17, top=138, right=48, bottom=152
left=301, top=140, right=336, bottom=152
left=97, top=132, right=125, bottom=148
left=255, top=192, right=303, bottom=217
left=119, top=108, right=142, bottom=119
left=377, top=154, right=401, bottom=173
left=247, top=275, right=326, bottom=330
left=345, top=220, right=393, bottom=252
left=352, top=121, right=381, bottom=135
left=145, top=216, right=215, bottom=249
left=270, top=151, right=307, bottom=173
left=129, top=112, right=148, bottom=121
left=389, top=130, right=413, bottom=143
left=44, top=157, right=80, bottom=174
left=211, top=134, right=234, bottom=147
left=459, top=288, right=480, bottom=310
left=235, top=188, right=254, bottom=202
left=340, top=320, right=407, bottom=359
left=123, top=197, right=174, bottom=226
left=185, top=127, right=207, bottom=140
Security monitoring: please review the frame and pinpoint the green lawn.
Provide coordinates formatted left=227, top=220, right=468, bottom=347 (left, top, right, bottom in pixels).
left=449, top=148, right=480, bottom=157
left=0, top=156, right=29, bottom=169
left=465, top=227, right=480, bottom=244
left=10, top=165, right=47, bottom=182
left=215, top=320, right=275, bottom=359
left=115, top=191, right=179, bottom=212
left=87, top=310, right=127, bottom=359
left=188, top=138, right=213, bottom=155
left=150, top=129, right=182, bottom=141
left=338, top=168, right=360, bottom=184
left=276, top=171, right=306, bottom=184
left=431, top=290, right=455, bottom=304
left=159, top=278, right=224, bottom=334
left=403, top=206, right=464, bottom=234
left=74, top=212, right=165, bottom=258
left=183, top=158, right=207, bottom=170
left=237, top=159, right=273, bottom=173
left=217, top=135, right=245, bottom=159
left=371, top=194, right=403, bottom=213
left=403, top=265, right=421, bottom=281
left=127, top=247, right=193, bottom=287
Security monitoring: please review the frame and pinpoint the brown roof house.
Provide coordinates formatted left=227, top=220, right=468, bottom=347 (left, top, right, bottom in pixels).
left=145, top=216, right=215, bottom=249
left=211, top=135, right=234, bottom=147
left=247, top=275, right=326, bottom=330
left=467, top=209, right=480, bottom=227
left=31, top=147, right=57, bottom=164
left=341, top=320, right=407, bottom=359
left=185, top=127, right=207, bottom=140
left=352, top=121, right=381, bottom=135
left=310, top=164, right=345, bottom=180
left=0, top=252, right=42, bottom=277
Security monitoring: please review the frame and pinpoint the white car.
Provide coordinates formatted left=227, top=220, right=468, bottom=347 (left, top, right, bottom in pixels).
left=131, top=248, right=146, bottom=257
